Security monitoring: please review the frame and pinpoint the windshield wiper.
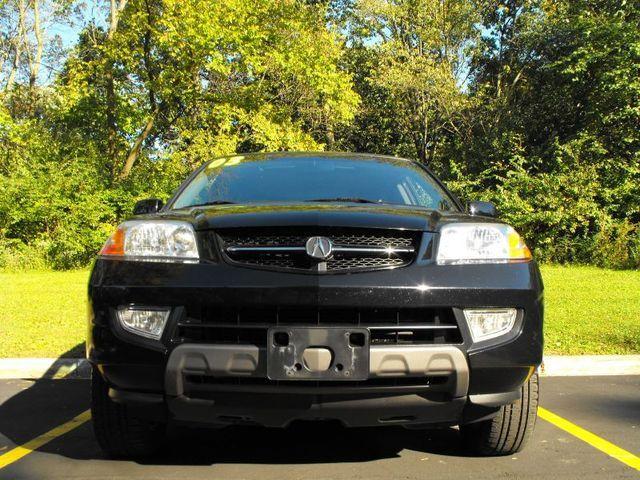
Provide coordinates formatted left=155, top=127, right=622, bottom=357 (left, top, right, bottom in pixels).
left=306, top=197, right=382, bottom=204
left=183, top=200, right=236, bottom=208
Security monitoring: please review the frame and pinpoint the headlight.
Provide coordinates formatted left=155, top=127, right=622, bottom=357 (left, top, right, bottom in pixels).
left=116, top=306, right=171, bottom=339
left=100, top=220, right=199, bottom=262
left=436, top=223, right=531, bottom=265
left=463, top=308, right=517, bottom=342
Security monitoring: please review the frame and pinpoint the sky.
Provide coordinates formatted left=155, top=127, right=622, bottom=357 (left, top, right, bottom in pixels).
left=59, top=0, right=107, bottom=45
left=32, top=0, right=106, bottom=84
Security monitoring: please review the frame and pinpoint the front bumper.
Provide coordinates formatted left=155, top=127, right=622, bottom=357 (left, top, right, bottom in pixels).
left=154, top=344, right=469, bottom=427
left=88, top=258, right=543, bottom=427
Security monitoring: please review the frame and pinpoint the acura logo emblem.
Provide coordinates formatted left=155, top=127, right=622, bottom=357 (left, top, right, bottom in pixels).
left=305, top=236, right=333, bottom=260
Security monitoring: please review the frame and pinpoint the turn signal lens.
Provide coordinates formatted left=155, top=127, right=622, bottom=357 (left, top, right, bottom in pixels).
left=507, top=229, right=532, bottom=260
left=100, top=226, right=125, bottom=256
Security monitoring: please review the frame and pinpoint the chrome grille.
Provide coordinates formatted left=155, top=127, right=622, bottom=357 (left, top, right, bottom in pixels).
left=222, top=232, right=414, bottom=249
left=212, top=228, right=420, bottom=273
left=330, top=233, right=414, bottom=248
left=327, top=256, right=406, bottom=270
left=224, top=234, right=306, bottom=247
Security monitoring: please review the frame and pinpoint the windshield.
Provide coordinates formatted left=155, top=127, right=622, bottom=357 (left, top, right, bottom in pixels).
left=171, top=155, right=457, bottom=211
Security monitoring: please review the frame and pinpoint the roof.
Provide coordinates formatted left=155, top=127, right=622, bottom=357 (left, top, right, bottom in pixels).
left=207, top=151, right=415, bottom=163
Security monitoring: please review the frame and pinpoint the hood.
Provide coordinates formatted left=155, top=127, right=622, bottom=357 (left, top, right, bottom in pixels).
left=155, top=203, right=487, bottom=232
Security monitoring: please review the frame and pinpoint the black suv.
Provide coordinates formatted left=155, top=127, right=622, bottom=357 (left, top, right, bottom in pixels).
left=88, top=152, right=543, bottom=458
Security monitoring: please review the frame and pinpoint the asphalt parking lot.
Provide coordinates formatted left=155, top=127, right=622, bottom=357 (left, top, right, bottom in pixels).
left=0, top=375, right=638, bottom=479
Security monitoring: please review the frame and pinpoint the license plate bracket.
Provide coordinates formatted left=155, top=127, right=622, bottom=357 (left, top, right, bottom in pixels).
left=267, top=327, right=370, bottom=381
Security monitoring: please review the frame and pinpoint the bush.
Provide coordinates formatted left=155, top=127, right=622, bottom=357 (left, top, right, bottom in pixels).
left=0, top=238, right=48, bottom=271
left=491, top=162, right=601, bottom=265
left=442, top=131, right=640, bottom=269
left=0, top=102, right=186, bottom=271
left=591, top=219, right=640, bottom=269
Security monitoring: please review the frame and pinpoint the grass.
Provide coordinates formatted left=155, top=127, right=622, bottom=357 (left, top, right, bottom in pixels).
left=0, top=266, right=638, bottom=357
left=540, top=265, right=640, bottom=355
left=0, top=270, right=89, bottom=358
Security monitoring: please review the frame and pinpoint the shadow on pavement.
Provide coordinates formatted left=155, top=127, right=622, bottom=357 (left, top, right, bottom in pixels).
left=0, top=343, right=90, bottom=446
left=135, top=422, right=466, bottom=466
left=58, top=343, right=85, bottom=358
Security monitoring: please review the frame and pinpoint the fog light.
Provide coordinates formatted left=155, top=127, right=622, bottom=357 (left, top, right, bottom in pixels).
left=463, top=308, right=517, bottom=342
left=116, top=306, right=170, bottom=339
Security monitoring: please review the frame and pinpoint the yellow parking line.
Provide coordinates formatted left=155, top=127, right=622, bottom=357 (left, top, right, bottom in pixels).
left=0, top=409, right=91, bottom=470
left=538, top=406, right=640, bottom=471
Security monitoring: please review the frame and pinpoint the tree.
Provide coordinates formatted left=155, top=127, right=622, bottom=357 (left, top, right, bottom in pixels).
left=1, top=0, right=75, bottom=92
left=446, top=0, right=640, bottom=266
left=2, top=0, right=639, bottom=269
left=346, top=0, right=479, bottom=164
left=62, top=0, right=359, bottom=181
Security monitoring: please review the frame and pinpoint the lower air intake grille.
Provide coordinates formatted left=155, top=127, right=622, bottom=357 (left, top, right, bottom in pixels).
left=174, top=307, right=462, bottom=347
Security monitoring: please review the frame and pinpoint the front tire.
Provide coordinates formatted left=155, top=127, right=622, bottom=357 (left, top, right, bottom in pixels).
left=91, top=367, right=165, bottom=458
left=461, top=372, right=539, bottom=456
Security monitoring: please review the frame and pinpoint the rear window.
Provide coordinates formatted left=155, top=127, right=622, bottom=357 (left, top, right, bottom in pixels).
left=171, top=155, right=457, bottom=211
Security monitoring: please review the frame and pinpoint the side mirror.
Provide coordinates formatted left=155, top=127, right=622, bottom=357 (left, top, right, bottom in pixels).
left=133, top=198, right=164, bottom=215
left=468, top=200, right=497, bottom=218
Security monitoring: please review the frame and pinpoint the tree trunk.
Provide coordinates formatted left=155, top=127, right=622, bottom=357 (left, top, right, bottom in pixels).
left=118, top=106, right=159, bottom=180
left=414, top=133, right=427, bottom=164
left=5, top=0, right=26, bottom=91
left=108, top=0, right=128, bottom=39
left=105, top=71, right=118, bottom=180
left=326, top=122, right=335, bottom=150
left=28, top=0, right=43, bottom=89
left=105, top=0, right=129, bottom=182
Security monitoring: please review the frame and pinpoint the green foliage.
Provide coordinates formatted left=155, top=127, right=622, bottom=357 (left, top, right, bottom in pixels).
left=433, top=0, right=640, bottom=268
left=344, top=0, right=478, bottom=163
left=0, top=0, right=358, bottom=269
left=0, top=238, right=47, bottom=271
left=1, top=0, right=639, bottom=270
left=590, top=218, right=640, bottom=270
left=60, top=0, right=358, bottom=174
left=0, top=93, right=190, bottom=269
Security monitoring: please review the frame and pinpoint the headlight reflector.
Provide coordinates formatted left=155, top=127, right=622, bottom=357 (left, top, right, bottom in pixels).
left=116, top=306, right=170, bottom=339
left=463, top=308, right=517, bottom=342
left=436, top=223, right=531, bottom=264
left=100, top=220, right=199, bottom=261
